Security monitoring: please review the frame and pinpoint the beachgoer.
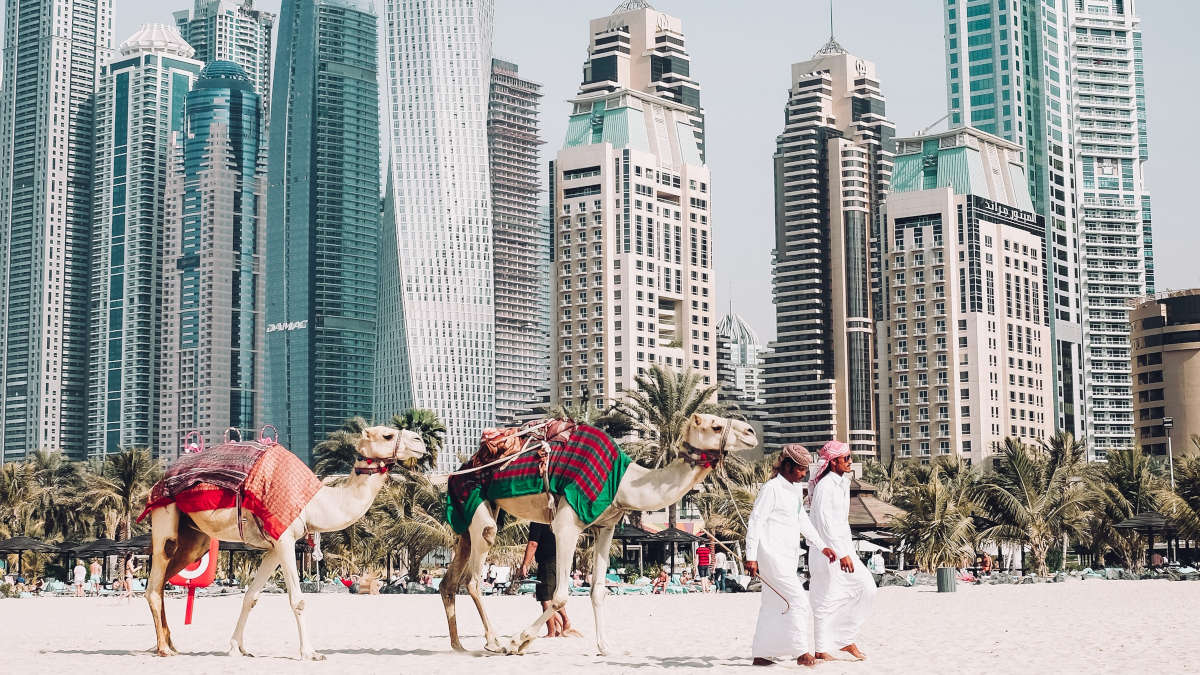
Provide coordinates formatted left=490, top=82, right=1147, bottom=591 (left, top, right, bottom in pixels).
left=981, top=553, right=993, bottom=575
left=696, top=542, right=711, bottom=580
left=73, top=560, right=86, bottom=597
left=868, top=551, right=885, bottom=575
left=420, top=570, right=432, bottom=586
left=89, top=559, right=103, bottom=595
left=745, top=444, right=837, bottom=667
left=808, top=441, right=877, bottom=662
left=521, top=522, right=578, bottom=637
left=123, top=554, right=141, bottom=600
left=713, top=541, right=729, bottom=592
left=651, top=568, right=669, bottom=594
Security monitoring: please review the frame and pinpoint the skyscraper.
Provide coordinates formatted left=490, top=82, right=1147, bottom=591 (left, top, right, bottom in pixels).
left=266, top=0, right=380, bottom=462
left=158, top=61, right=266, bottom=460
left=881, top=126, right=1053, bottom=466
left=174, top=0, right=275, bottom=104
left=762, top=42, right=894, bottom=457
left=943, top=0, right=1153, bottom=457
left=0, top=0, right=114, bottom=461
left=89, top=25, right=203, bottom=458
left=378, top=0, right=495, bottom=471
left=549, top=3, right=716, bottom=417
left=716, top=312, right=765, bottom=405
left=488, top=58, right=548, bottom=426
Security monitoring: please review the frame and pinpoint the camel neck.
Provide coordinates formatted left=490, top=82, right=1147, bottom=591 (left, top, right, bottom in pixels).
left=617, top=458, right=711, bottom=512
left=306, top=470, right=388, bottom=532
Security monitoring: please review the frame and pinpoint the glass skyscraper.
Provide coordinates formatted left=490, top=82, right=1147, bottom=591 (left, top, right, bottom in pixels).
left=158, top=61, right=266, bottom=460
left=174, top=0, right=275, bottom=104
left=944, top=0, right=1153, bottom=457
left=489, top=58, right=548, bottom=426
left=378, top=0, right=495, bottom=471
left=266, top=0, right=381, bottom=463
left=89, top=25, right=203, bottom=458
left=0, top=0, right=113, bottom=461
left=762, top=41, right=894, bottom=457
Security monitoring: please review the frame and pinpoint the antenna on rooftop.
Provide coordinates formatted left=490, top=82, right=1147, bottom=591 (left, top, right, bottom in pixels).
left=814, top=0, right=848, bottom=56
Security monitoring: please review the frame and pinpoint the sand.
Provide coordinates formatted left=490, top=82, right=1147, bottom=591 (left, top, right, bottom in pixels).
left=3, top=580, right=1198, bottom=674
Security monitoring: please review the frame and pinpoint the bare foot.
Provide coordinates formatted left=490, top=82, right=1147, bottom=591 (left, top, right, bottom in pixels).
left=814, top=652, right=837, bottom=661
left=797, top=653, right=817, bottom=667
left=752, top=657, right=775, bottom=666
left=840, top=644, right=866, bottom=661
left=562, top=628, right=584, bottom=638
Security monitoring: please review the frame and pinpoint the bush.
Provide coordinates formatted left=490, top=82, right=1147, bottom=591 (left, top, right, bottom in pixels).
left=0, top=583, right=17, bottom=599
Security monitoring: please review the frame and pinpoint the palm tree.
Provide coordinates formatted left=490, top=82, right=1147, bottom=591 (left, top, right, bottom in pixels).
left=890, top=464, right=977, bottom=573
left=621, top=365, right=721, bottom=528
left=1086, top=446, right=1164, bottom=570
left=312, top=416, right=370, bottom=478
left=1159, top=455, right=1200, bottom=540
left=0, top=461, right=32, bottom=539
left=550, top=391, right=636, bottom=440
left=973, top=438, right=1091, bottom=576
left=860, top=456, right=907, bottom=504
left=389, top=409, right=445, bottom=469
left=372, top=465, right=456, bottom=581
left=79, top=447, right=162, bottom=540
left=22, top=450, right=87, bottom=540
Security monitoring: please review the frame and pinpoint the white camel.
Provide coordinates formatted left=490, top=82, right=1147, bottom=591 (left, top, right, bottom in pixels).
left=441, top=413, right=757, bottom=656
left=145, top=426, right=425, bottom=660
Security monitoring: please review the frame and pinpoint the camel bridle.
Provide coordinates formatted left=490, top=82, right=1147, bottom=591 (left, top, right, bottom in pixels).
left=681, top=416, right=736, bottom=468
left=353, top=431, right=407, bottom=475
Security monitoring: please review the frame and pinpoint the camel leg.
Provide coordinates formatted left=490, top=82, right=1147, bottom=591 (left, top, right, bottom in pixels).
left=467, top=510, right=500, bottom=652
left=441, top=535, right=472, bottom=652
left=276, top=533, right=323, bottom=661
left=590, top=525, right=616, bottom=656
left=228, top=550, right=279, bottom=657
left=161, top=519, right=212, bottom=654
left=503, top=513, right=582, bottom=655
left=147, top=506, right=180, bottom=656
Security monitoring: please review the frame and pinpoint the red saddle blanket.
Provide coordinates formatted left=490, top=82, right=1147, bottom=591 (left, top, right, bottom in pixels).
left=139, top=444, right=323, bottom=540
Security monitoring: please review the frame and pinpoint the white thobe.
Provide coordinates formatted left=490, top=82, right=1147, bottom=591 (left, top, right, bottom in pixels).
left=808, top=471, right=877, bottom=653
left=745, top=475, right=828, bottom=659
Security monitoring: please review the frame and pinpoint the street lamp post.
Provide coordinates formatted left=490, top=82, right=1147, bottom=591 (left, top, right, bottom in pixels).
left=1163, top=416, right=1176, bottom=491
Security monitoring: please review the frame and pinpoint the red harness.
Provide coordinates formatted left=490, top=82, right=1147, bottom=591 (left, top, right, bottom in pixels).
left=353, top=458, right=392, bottom=475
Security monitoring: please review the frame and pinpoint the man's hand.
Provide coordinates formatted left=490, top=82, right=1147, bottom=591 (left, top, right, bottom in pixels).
left=839, top=555, right=855, bottom=573
left=821, top=548, right=837, bottom=563
left=519, top=564, right=530, bottom=578
left=744, top=561, right=759, bottom=578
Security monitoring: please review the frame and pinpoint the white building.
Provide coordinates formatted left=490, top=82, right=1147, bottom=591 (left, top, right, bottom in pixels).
left=174, top=0, right=275, bottom=104
left=377, top=0, right=495, bottom=470
left=550, top=3, right=715, bottom=414
left=880, top=127, right=1053, bottom=467
left=0, top=0, right=114, bottom=461
left=89, top=25, right=203, bottom=458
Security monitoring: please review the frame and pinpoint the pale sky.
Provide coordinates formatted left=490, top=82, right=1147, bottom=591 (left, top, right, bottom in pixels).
left=61, top=1, right=1200, bottom=342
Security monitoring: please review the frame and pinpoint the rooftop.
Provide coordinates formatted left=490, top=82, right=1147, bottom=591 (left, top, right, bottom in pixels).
left=119, top=23, right=195, bottom=58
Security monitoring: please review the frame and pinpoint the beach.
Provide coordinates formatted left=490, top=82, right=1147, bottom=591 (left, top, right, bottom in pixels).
left=3, top=580, right=1198, bottom=674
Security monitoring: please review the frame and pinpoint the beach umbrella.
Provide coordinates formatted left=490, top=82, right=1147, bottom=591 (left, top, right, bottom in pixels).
left=112, top=535, right=152, bottom=554
left=1115, top=512, right=1174, bottom=563
left=648, top=526, right=701, bottom=575
left=0, top=536, right=56, bottom=575
left=612, top=522, right=653, bottom=573
left=73, top=538, right=121, bottom=555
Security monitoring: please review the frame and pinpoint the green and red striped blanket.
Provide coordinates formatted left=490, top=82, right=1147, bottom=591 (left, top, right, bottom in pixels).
left=446, top=422, right=631, bottom=534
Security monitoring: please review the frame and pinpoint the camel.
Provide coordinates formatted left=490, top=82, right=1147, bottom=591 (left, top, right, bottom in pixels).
left=441, top=413, right=757, bottom=656
left=145, top=425, right=426, bottom=660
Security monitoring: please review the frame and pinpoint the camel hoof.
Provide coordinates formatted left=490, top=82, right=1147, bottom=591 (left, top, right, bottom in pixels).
left=303, top=651, right=326, bottom=661
left=451, top=642, right=467, bottom=653
left=483, top=640, right=502, bottom=654
left=155, top=648, right=173, bottom=658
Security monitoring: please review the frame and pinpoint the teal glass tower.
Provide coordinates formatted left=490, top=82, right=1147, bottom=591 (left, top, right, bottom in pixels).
left=266, top=0, right=380, bottom=462
left=158, top=61, right=266, bottom=459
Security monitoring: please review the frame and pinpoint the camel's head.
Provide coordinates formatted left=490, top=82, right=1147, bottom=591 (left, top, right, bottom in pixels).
left=680, top=413, right=757, bottom=467
left=357, top=426, right=427, bottom=467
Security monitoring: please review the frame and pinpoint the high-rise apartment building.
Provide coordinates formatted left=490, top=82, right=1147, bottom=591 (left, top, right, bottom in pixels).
left=174, top=0, right=275, bottom=105
left=716, top=312, right=765, bottom=405
left=89, top=25, right=203, bottom=458
left=0, top=0, right=113, bottom=461
left=943, top=0, right=1152, bottom=457
left=266, top=0, right=380, bottom=463
left=880, top=127, right=1053, bottom=467
left=762, top=42, right=894, bottom=457
left=549, top=3, right=715, bottom=416
left=488, top=58, right=548, bottom=426
left=158, top=61, right=266, bottom=460
left=1130, top=290, right=1200, bottom=461
left=378, top=0, right=495, bottom=471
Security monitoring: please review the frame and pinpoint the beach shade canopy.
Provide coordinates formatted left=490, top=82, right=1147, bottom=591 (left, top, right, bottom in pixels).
left=73, top=538, right=121, bottom=555
left=612, top=523, right=655, bottom=541
left=647, top=526, right=702, bottom=544
left=111, top=534, right=152, bottom=553
left=1114, top=511, right=1173, bottom=533
left=855, top=539, right=891, bottom=553
left=0, top=536, right=57, bottom=554
left=849, top=479, right=906, bottom=532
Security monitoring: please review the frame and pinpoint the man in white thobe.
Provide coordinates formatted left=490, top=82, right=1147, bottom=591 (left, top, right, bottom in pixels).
left=745, top=444, right=836, bottom=667
left=807, top=440, right=877, bottom=661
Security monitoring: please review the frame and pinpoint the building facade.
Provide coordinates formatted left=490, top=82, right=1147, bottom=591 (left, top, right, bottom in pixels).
left=489, top=58, right=548, bottom=426
left=89, top=25, right=203, bottom=458
left=549, top=3, right=715, bottom=416
left=378, top=0, right=495, bottom=471
left=762, top=42, right=894, bottom=457
left=880, top=127, right=1053, bottom=467
left=716, top=312, right=765, bottom=405
left=158, top=61, right=266, bottom=460
left=174, top=0, right=275, bottom=104
left=0, top=0, right=113, bottom=461
left=1131, top=290, right=1200, bottom=461
left=943, top=0, right=1153, bottom=458
left=266, top=0, right=380, bottom=462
